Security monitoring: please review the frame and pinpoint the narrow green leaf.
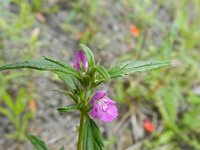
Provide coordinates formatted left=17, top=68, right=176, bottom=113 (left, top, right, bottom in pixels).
left=95, top=65, right=110, bottom=81
left=27, top=134, right=48, bottom=150
left=108, top=60, right=170, bottom=78
left=5, top=132, right=19, bottom=140
left=83, top=117, right=104, bottom=150
left=15, top=88, right=27, bottom=115
left=20, top=120, right=28, bottom=136
left=58, top=73, right=77, bottom=90
left=43, top=57, right=78, bottom=76
left=59, top=146, right=65, bottom=150
left=4, top=72, right=27, bottom=80
left=53, top=89, right=76, bottom=102
left=156, top=131, right=175, bottom=145
left=2, top=92, right=15, bottom=111
left=80, top=44, right=95, bottom=67
left=22, top=112, right=33, bottom=123
left=0, top=57, right=79, bottom=77
left=0, top=107, right=15, bottom=123
left=57, top=105, right=78, bottom=112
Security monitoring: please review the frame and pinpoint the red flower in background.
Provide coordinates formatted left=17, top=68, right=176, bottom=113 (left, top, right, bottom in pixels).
left=130, top=24, right=140, bottom=37
left=143, top=119, right=154, bottom=133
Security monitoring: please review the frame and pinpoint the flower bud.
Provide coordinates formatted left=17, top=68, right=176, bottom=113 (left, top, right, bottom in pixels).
left=73, top=50, right=88, bottom=71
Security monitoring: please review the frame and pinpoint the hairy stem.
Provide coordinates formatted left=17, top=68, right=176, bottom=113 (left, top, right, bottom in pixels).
left=77, top=112, right=85, bottom=150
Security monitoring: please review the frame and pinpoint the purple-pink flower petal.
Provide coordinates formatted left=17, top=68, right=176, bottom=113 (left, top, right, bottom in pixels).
left=73, top=50, right=88, bottom=71
left=90, top=91, right=118, bottom=122
left=90, top=91, right=107, bottom=104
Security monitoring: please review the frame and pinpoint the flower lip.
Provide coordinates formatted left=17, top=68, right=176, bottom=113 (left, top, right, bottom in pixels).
left=97, top=98, right=109, bottom=111
left=89, top=91, right=118, bottom=122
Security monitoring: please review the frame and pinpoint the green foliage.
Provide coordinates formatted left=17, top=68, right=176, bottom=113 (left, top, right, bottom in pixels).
left=108, top=60, right=170, bottom=78
left=89, top=0, right=99, bottom=17
left=83, top=116, right=104, bottom=150
left=57, top=74, right=77, bottom=90
left=28, top=134, right=65, bottom=150
left=57, top=105, right=78, bottom=112
left=155, top=83, right=180, bottom=125
left=111, top=1, right=200, bottom=149
left=183, top=108, right=200, bottom=133
left=0, top=88, right=32, bottom=141
left=59, top=146, right=65, bottom=150
left=0, top=0, right=40, bottom=61
left=2, top=0, right=198, bottom=149
left=0, top=42, right=168, bottom=149
left=144, top=131, right=175, bottom=148
left=0, top=71, right=26, bottom=101
left=80, top=44, right=96, bottom=68
left=0, top=57, right=80, bottom=78
left=95, top=65, right=110, bottom=81
left=53, top=89, right=76, bottom=102
left=31, top=0, right=46, bottom=12
left=28, top=135, right=48, bottom=150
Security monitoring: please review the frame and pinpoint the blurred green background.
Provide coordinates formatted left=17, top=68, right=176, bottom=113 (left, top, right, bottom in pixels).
left=0, top=0, right=200, bottom=150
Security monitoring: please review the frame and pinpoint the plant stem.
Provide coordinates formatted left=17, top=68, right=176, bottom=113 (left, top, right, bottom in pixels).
left=77, top=112, right=85, bottom=150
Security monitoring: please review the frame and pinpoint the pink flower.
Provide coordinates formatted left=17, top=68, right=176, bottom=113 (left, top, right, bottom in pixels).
left=90, top=91, right=118, bottom=122
left=73, top=50, right=88, bottom=71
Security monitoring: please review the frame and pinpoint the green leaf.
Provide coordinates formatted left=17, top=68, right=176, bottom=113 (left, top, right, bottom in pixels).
left=0, top=57, right=79, bottom=78
left=43, top=57, right=79, bottom=76
left=155, top=131, right=174, bottom=145
left=58, top=73, right=77, bottom=90
left=183, top=107, right=200, bottom=133
left=57, top=105, right=78, bottom=112
left=28, top=134, right=48, bottom=150
left=22, top=112, right=33, bottom=123
left=59, top=146, right=65, bottom=150
left=95, top=65, right=110, bottom=81
left=0, top=107, right=15, bottom=123
left=2, top=92, right=15, bottom=111
left=4, top=72, right=27, bottom=81
left=108, top=60, right=170, bottom=78
left=20, top=120, right=29, bottom=137
left=5, top=132, right=19, bottom=140
left=53, top=89, right=76, bottom=102
left=80, top=44, right=95, bottom=67
left=15, top=88, right=27, bottom=115
left=83, top=117, right=104, bottom=150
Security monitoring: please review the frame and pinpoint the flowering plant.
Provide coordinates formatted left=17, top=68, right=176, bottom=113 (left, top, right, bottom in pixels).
left=0, top=44, right=169, bottom=150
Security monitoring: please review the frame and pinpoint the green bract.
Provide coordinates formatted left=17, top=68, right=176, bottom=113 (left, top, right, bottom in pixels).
left=80, top=44, right=95, bottom=67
